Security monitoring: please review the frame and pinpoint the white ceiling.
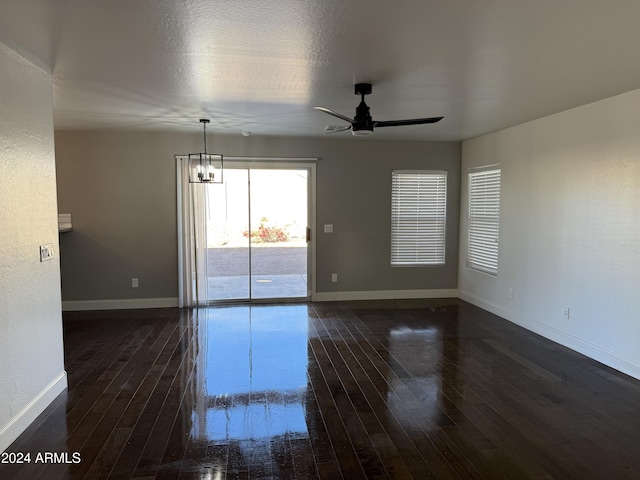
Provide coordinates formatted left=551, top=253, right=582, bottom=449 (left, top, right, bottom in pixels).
left=3, top=0, right=640, bottom=141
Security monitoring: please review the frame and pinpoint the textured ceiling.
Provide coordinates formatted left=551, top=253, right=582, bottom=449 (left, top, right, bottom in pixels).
left=2, top=0, right=640, bottom=141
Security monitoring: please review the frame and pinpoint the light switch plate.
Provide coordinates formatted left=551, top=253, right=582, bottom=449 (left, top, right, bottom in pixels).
left=40, top=243, right=55, bottom=262
left=324, top=224, right=333, bottom=233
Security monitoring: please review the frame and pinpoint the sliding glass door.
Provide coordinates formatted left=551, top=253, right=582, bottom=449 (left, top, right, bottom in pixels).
left=206, top=165, right=310, bottom=302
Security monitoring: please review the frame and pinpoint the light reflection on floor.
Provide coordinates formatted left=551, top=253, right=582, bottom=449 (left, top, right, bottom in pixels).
left=191, top=305, right=310, bottom=443
left=387, top=325, right=452, bottom=433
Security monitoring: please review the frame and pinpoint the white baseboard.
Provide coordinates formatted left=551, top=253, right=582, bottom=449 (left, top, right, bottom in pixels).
left=313, top=289, right=459, bottom=302
left=62, top=297, right=179, bottom=312
left=0, top=372, right=67, bottom=454
left=459, top=290, right=640, bottom=381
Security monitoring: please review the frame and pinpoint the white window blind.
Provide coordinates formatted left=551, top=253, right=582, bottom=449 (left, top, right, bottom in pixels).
left=467, top=168, right=501, bottom=275
left=391, top=170, right=447, bottom=266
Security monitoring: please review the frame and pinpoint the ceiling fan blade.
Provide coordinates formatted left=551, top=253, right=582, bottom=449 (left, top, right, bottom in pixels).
left=324, top=125, right=352, bottom=134
left=313, top=106, right=354, bottom=124
left=374, top=116, right=444, bottom=128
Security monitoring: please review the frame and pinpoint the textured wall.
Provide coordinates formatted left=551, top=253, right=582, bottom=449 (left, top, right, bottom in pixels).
left=55, top=131, right=460, bottom=302
left=459, top=88, right=640, bottom=379
left=0, top=44, right=66, bottom=449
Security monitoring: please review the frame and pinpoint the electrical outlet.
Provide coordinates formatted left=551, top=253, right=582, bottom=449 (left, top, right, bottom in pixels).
left=563, top=307, right=570, bottom=319
left=331, top=273, right=338, bottom=283
left=132, top=277, right=139, bottom=288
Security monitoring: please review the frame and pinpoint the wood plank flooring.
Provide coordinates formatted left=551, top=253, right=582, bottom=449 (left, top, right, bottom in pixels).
left=3, top=299, right=640, bottom=479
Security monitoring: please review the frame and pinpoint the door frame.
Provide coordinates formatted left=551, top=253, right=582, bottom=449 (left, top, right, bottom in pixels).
left=177, top=156, right=317, bottom=305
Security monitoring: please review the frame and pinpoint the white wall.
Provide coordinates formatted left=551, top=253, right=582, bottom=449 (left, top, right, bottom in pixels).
left=459, top=89, right=640, bottom=379
left=0, top=43, right=67, bottom=452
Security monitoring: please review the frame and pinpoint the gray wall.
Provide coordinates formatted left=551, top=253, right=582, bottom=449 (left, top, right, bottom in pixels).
left=55, top=131, right=460, bottom=303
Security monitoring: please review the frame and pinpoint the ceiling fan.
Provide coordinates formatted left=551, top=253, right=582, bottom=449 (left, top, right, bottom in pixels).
left=314, top=83, right=443, bottom=136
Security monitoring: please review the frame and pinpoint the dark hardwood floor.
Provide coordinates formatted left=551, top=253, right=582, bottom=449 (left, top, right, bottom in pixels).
left=3, top=299, right=640, bottom=479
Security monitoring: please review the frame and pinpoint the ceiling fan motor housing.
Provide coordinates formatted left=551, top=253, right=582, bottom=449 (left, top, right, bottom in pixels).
left=353, top=104, right=374, bottom=135
left=353, top=83, right=374, bottom=135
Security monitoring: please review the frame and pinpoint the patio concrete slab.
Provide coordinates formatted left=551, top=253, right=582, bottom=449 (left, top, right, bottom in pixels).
left=208, top=245, right=308, bottom=300
left=208, top=274, right=308, bottom=300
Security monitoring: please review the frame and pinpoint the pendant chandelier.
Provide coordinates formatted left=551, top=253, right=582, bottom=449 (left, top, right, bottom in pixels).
left=188, top=118, right=223, bottom=184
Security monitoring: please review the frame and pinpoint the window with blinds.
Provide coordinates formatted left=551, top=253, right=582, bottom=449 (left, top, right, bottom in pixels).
left=467, top=167, right=501, bottom=275
left=391, top=170, right=447, bottom=266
